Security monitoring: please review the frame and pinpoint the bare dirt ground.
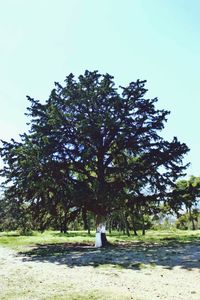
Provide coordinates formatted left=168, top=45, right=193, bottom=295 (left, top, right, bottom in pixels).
left=0, top=241, right=200, bottom=300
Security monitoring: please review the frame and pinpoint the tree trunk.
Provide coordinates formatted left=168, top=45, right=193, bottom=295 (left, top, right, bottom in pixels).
left=122, top=225, right=125, bottom=235
left=124, top=213, right=130, bottom=237
left=133, top=227, right=138, bottom=236
left=63, top=211, right=67, bottom=234
left=82, top=208, right=88, bottom=230
left=96, top=214, right=108, bottom=247
left=119, top=214, right=125, bottom=234
left=141, top=213, right=145, bottom=235
left=131, top=215, right=138, bottom=236
left=189, top=207, right=196, bottom=230
left=87, top=214, right=91, bottom=235
left=108, top=218, right=112, bottom=234
left=191, top=219, right=195, bottom=230
left=60, top=214, right=63, bottom=233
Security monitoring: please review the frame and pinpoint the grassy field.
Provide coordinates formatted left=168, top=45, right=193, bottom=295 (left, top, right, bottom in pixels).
left=0, top=229, right=200, bottom=251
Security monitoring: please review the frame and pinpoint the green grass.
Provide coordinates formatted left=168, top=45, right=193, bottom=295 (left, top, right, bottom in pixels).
left=0, top=229, right=200, bottom=251
left=0, top=230, right=94, bottom=251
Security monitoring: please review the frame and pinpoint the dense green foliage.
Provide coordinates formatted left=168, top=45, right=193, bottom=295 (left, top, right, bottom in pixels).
left=0, top=70, right=191, bottom=233
left=169, top=176, right=200, bottom=230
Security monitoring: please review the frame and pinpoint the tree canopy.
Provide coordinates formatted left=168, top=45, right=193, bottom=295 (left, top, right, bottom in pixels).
left=0, top=70, right=189, bottom=230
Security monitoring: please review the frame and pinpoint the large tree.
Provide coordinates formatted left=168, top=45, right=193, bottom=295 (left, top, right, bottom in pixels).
left=0, top=70, right=189, bottom=234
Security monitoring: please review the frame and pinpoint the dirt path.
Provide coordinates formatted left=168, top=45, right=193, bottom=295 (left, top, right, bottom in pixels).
left=0, top=243, right=200, bottom=300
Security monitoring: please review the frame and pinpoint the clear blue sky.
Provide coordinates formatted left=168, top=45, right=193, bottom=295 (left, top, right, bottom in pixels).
left=0, top=0, right=200, bottom=178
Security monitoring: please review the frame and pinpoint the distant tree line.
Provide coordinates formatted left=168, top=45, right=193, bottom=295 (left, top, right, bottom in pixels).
left=0, top=70, right=199, bottom=236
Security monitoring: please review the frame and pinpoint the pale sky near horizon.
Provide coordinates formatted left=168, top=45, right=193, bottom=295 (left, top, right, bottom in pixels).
left=0, top=0, right=200, bottom=178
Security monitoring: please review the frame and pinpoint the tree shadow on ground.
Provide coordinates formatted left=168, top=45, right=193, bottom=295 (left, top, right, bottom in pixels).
left=19, top=238, right=200, bottom=271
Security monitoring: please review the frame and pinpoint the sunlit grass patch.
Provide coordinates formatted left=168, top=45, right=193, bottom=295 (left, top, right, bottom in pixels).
left=0, top=229, right=200, bottom=252
left=0, top=230, right=95, bottom=251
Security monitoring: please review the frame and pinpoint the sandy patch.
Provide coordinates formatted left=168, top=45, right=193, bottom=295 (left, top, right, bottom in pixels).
left=0, top=243, right=200, bottom=300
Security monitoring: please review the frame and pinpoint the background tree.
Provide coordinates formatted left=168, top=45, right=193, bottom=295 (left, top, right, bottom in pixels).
left=170, top=176, right=200, bottom=230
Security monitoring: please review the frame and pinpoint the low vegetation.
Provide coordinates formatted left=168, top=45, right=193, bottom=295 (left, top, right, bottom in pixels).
left=0, top=229, right=200, bottom=252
